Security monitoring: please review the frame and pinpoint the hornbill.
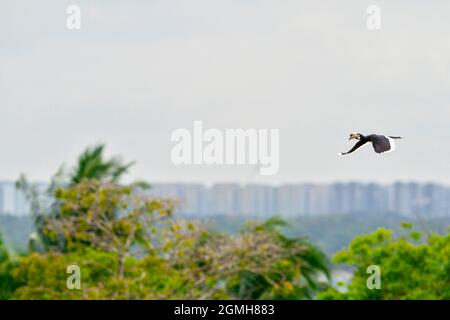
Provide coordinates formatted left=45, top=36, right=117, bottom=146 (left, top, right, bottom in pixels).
left=340, top=132, right=402, bottom=156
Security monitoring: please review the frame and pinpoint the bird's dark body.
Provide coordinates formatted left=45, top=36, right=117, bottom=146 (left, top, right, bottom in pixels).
left=361, top=134, right=391, bottom=153
left=341, top=133, right=402, bottom=155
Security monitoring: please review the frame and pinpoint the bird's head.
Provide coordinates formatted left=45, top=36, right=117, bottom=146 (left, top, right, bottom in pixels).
left=349, top=132, right=361, bottom=140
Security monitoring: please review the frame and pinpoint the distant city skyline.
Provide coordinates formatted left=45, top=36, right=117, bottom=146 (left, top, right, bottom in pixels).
left=2, top=180, right=449, bottom=218
left=149, top=182, right=450, bottom=218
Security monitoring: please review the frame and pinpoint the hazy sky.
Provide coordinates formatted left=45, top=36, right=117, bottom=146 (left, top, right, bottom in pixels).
left=1, top=0, right=450, bottom=184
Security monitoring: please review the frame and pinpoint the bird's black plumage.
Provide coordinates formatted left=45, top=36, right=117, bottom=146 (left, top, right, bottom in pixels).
left=340, top=133, right=402, bottom=155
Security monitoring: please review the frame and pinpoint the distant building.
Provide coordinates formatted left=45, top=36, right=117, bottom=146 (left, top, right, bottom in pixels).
left=308, top=184, right=331, bottom=215
left=0, top=181, right=29, bottom=216
left=208, top=184, right=241, bottom=216
left=276, top=184, right=301, bottom=217
left=241, top=185, right=276, bottom=217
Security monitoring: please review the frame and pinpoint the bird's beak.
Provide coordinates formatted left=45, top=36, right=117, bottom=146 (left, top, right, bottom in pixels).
left=349, top=136, right=353, bottom=140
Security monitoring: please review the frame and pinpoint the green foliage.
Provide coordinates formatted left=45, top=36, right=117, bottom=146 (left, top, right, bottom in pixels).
left=0, top=235, right=19, bottom=299
left=10, top=217, right=330, bottom=300
left=70, top=144, right=135, bottom=185
left=7, top=175, right=330, bottom=300
left=318, top=226, right=450, bottom=300
left=228, top=217, right=330, bottom=299
left=16, top=144, right=139, bottom=252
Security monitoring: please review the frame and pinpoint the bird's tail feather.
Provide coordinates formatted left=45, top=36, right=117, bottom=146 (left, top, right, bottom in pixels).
left=388, top=136, right=402, bottom=139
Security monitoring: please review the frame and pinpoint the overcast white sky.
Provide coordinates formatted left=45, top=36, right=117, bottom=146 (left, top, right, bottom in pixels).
left=1, top=0, right=450, bottom=184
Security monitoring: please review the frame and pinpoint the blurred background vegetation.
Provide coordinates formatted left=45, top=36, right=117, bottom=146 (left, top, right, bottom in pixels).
left=0, top=145, right=448, bottom=300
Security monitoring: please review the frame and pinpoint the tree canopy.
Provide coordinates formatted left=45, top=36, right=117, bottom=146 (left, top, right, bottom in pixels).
left=318, top=225, right=450, bottom=300
left=3, top=145, right=331, bottom=300
left=8, top=181, right=330, bottom=299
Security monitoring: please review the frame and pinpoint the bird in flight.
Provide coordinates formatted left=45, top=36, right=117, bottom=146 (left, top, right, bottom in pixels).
left=340, top=132, right=402, bottom=156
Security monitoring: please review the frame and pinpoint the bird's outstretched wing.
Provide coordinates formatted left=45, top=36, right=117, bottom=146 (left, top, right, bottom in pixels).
left=371, top=135, right=392, bottom=153
left=339, top=140, right=369, bottom=156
